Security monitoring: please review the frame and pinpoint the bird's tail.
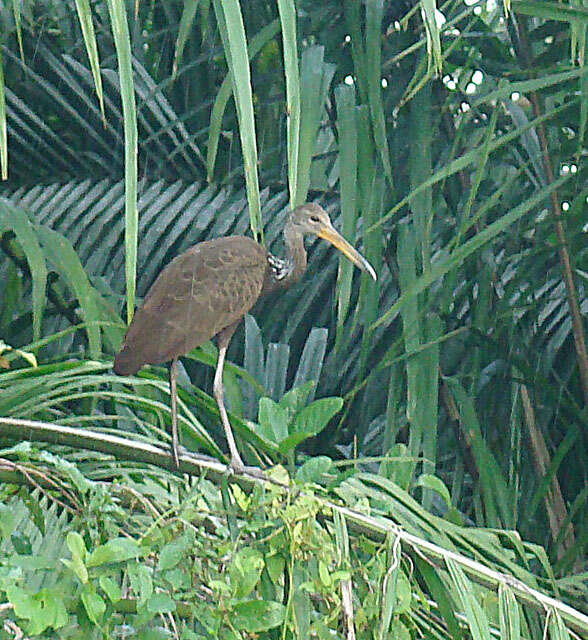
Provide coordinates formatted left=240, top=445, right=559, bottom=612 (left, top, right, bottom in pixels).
left=113, top=344, right=142, bottom=376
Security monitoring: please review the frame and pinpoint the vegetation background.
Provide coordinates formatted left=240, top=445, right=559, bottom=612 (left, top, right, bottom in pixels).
left=0, top=0, right=586, bottom=638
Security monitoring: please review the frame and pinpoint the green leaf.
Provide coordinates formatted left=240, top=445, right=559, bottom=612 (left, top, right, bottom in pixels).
left=258, top=397, right=290, bottom=444
left=512, top=0, right=588, bottom=22
left=65, top=531, right=88, bottom=583
left=277, top=431, right=315, bottom=454
left=389, top=620, right=411, bottom=640
left=366, top=0, right=393, bottom=186
left=128, top=563, right=153, bottom=606
left=18, top=487, right=45, bottom=535
left=334, top=83, right=358, bottom=339
left=146, top=591, right=176, bottom=614
left=81, top=583, right=106, bottom=624
left=296, top=456, right=333, bottom=483
left=415, top=555, right=463, bottom=639
left=158, top=532, right=194, bottom=572
left=0, top=503, right=15, bottom=539
left=264, top=342, right=290, bottom=401
left=99, top=576, right=122, bottom=603
left=279, top=380, right=315, bottom=416
left=229, top=548, right=265, bottom=599
left=394, top=570, right=411, bottom=614
left=378, top=544, right=398, bottom=639
left=265, top=554, right=285, bottom=585
left=7, top=586, right=68, bottom=635
left=66, top=531, right=87, bottom=559
left=292, top=397, right=343, bottom=436
left=232, top=600, right=285, bottom=632
left=415, top=474, right=452, bottom=509
left=86, top=537, right=142, bottom=567
left=547, top=609, right=571, bottom=640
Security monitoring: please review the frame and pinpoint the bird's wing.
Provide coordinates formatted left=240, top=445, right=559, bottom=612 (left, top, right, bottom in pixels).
left=115, top=237, right=267, bottom=372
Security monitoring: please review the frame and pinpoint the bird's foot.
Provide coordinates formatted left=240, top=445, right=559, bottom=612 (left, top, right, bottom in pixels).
left=228, top=457, right=265, bottom=480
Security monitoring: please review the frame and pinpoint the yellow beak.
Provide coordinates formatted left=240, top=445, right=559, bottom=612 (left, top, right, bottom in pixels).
left=316, top=225, right=377, bottom=281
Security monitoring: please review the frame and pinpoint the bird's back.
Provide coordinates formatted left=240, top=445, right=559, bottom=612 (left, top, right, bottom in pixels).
left=114, top=236, right=268, bottom=375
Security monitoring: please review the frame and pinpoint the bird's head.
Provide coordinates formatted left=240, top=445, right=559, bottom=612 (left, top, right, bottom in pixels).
left=289, top=203, right=377, bottom=280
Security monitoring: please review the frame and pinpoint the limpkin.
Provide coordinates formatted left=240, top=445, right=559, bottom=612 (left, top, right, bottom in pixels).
left=114, top=203, right=376, bottom=475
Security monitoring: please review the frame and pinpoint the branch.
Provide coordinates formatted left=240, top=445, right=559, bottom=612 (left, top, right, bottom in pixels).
left=0, top=417, right=587, bottom=635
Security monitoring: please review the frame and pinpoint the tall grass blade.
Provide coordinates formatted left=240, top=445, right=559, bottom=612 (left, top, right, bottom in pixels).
left=105, top=0, right=138, bottom=324
left=365, top=0, right=393, bottom=188
left=498, top=584, right=521, bottom=640
left=415, top=555, right=463, bottom=639
left=372, top=173, right=572, bottom=329
left=445, top=378, right=512, bottom=528
left=446, top=558, right=492, bottom=640
left=372, top=98, right=578, bottom=231
left=264, top=343, right=289, bottom=401
left=277, top=0, right=300, bottom=208
left=420, top=0, right=443, bottom=74
left=243, top=314, right=265, bottom=418
left=461, top=105, right=498, bottom=234
left=206, top=19, right=280, bottom=182
left=0, top=202, right=47, bottom=342
left=0, top=50, right=7, bottom=180
left=547, top=609, right=572, bottom=640
left=74, top=0, right=105, bottom=121
left=293, top=328, right=327, bottom=403
left=397, top=223, right=422, bottom=479
left=512, top=1, right=588, bottom=22
left=409, top=79, right=432, bottom=268
left=212, top=0, right=262, bottom=241
left=11, top=0, right=24, bottom=62
left=334, top=83, right=358, bottom=347
left=172, top=0, right=201, bottom=79
left=343, top=0, right=368, bottom=102
left=296, top=46, right=335, bottom=205
left=35, top=227, right=102, bottom=359
left=421, top=313, right=441, bottom=509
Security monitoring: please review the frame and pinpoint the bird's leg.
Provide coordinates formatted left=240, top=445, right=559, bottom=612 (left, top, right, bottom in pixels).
left=214, top=327, right=264, bottom=479
left=169, top=357, right=180, bottom=469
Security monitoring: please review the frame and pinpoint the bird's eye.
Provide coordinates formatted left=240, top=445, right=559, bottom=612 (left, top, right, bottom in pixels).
left=310, top=215, right=320, bottom=223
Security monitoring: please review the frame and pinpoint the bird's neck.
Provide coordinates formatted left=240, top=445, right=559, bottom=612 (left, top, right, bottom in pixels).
left=264, top=221, right=307, bottom=293
left=283, top=222, right=307, bottom=283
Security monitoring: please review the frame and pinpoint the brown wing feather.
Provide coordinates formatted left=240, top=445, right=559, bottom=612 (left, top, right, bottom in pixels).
left=114, top=236, right=267, bottom=374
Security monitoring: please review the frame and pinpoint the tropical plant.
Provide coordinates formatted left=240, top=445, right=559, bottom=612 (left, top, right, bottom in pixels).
left=0, top=0, right=586, bottom=638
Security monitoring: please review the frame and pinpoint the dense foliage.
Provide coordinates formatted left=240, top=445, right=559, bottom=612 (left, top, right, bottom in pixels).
left=0, top=0, right=586, bottom=638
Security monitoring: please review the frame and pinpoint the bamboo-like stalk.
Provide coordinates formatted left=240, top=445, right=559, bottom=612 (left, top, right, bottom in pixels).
left=516, top=18, right=588, bottom=409
left=0, top=417, right=586, bottom=634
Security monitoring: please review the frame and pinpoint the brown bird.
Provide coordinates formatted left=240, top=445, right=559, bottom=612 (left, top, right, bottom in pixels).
left=114, top=203, right=376, bottom=475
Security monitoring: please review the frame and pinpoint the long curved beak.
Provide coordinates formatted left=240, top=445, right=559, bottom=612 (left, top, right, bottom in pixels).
left=316, top=224, right=377, bottom=281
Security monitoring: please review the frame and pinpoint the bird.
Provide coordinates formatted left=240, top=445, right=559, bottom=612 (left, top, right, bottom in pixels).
left=113, top=203, right=376, bottom=476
